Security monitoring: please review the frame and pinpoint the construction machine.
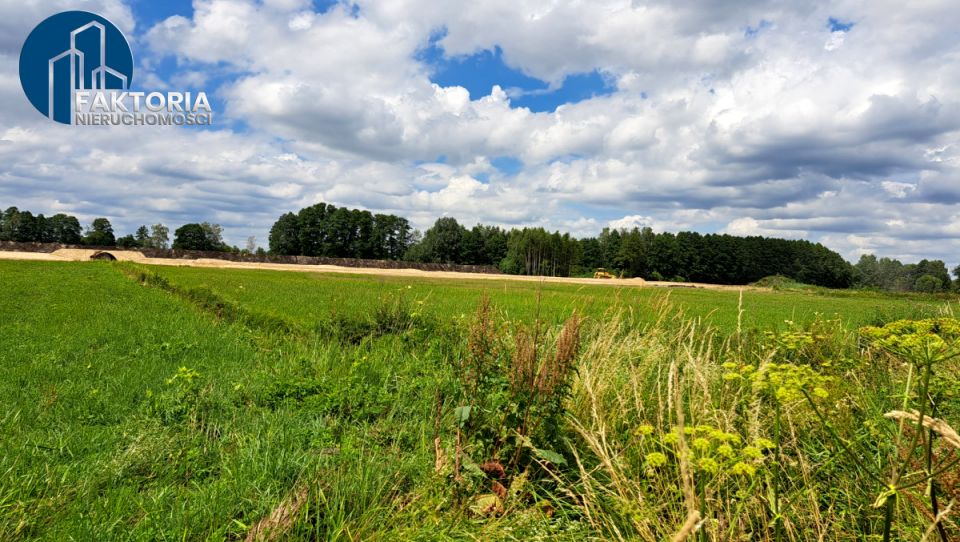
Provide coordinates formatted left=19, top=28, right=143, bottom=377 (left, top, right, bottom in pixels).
left=593, top=268, right=614, bottom=279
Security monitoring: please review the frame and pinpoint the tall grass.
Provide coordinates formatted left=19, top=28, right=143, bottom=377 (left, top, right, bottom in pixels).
left=555, top=307, right=960, bottom=540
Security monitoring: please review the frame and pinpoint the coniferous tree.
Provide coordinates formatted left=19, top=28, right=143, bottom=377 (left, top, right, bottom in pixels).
left=134, top=225, right=150, bottom=247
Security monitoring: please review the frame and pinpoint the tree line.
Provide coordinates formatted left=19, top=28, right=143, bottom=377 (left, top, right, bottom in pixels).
left=267, top=206, right=856, bottom=287
left=7, top=203, right=957, bottom=291
left=269, top=203, right=413, bottom=260
left=0, top=207, right=251, bottom=253
left=853, top=254, right=954, bottom=293
left=268, top=205, right=960, bottom=292
left=579, top=227, right=855, bottom=287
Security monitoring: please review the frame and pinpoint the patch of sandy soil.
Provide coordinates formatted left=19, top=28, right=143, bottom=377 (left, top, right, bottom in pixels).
left=0, top=249, right=757, bottom=291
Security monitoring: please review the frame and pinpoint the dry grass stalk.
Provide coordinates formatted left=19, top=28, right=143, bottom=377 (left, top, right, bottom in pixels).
left=434, top=436, right=446, bottom=474
left=562, top=312, right=661, bottom=541
left=672, top=357, right=698, bottom=518
left=671, top=510, right=702, bottom=542
left=884, top=410, right=960, bottom=449
left=510, top=328, right=538, bottom=393
left=920, top=499, right=954, bottom=542
left=537, top=314, right=581, bottom=394
left=245, top=484, right=310, bottom=542
left=454, top=427, right=463, bottom=482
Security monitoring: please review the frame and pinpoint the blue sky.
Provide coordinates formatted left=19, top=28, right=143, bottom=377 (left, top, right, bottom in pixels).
left=2, top=0, right=960, bottom=266
left=420, top=40, right=615, bottom=113
left=128, top=0, right=192, bottom=28
left=827, top=17, right=854, bottom=32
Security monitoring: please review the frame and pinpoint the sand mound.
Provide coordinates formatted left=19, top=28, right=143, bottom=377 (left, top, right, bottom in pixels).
left=51, top=249, right=148, bottom=262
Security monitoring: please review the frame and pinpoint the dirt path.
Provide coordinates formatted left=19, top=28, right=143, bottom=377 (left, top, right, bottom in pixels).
left=0, top=249, right=756, bottom=291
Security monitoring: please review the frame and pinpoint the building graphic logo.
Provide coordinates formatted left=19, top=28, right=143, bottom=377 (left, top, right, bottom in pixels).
left=20, top=11, right=213, bottom=127
left=20, top=11, right=133, bottom=125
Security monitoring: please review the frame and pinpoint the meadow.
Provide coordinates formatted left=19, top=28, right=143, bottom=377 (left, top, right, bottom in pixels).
left=145, top=265, right=941, bottom=332
left=1, top=259, right=958, bottom=540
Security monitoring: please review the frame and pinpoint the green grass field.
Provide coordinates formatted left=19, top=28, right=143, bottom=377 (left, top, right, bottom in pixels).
left=145, top=265, right=947, bottom=332
left=2, top=260, right=958, bottom=540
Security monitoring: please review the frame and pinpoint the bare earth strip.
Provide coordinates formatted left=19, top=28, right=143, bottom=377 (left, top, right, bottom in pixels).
left=0, top=249, right=757, bottom=291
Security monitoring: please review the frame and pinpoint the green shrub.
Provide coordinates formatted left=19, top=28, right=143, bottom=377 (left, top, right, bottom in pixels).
left=914, top=274, right=943, bottom=293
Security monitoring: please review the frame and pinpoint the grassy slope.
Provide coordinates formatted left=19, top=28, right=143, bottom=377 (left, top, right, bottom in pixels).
left=149, top=265, right=948, bottom=332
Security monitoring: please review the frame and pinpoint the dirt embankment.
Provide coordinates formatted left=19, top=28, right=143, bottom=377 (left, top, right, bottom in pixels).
left=0, top=241, right=502, bottom=274
left=0, top=248, right=762, bottom=291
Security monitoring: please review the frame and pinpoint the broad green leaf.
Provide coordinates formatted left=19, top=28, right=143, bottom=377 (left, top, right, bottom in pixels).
left=533, top=448, right=566, bottom=465
left=454, top=405, right=472, bottom=426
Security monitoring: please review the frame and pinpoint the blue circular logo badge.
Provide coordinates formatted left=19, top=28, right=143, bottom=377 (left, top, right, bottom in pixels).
left=19, top=11, right=134, bottom=125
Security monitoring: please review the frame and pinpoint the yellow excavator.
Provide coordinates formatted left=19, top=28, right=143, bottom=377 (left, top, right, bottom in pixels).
left=593, top=268, right=614, bottom=279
